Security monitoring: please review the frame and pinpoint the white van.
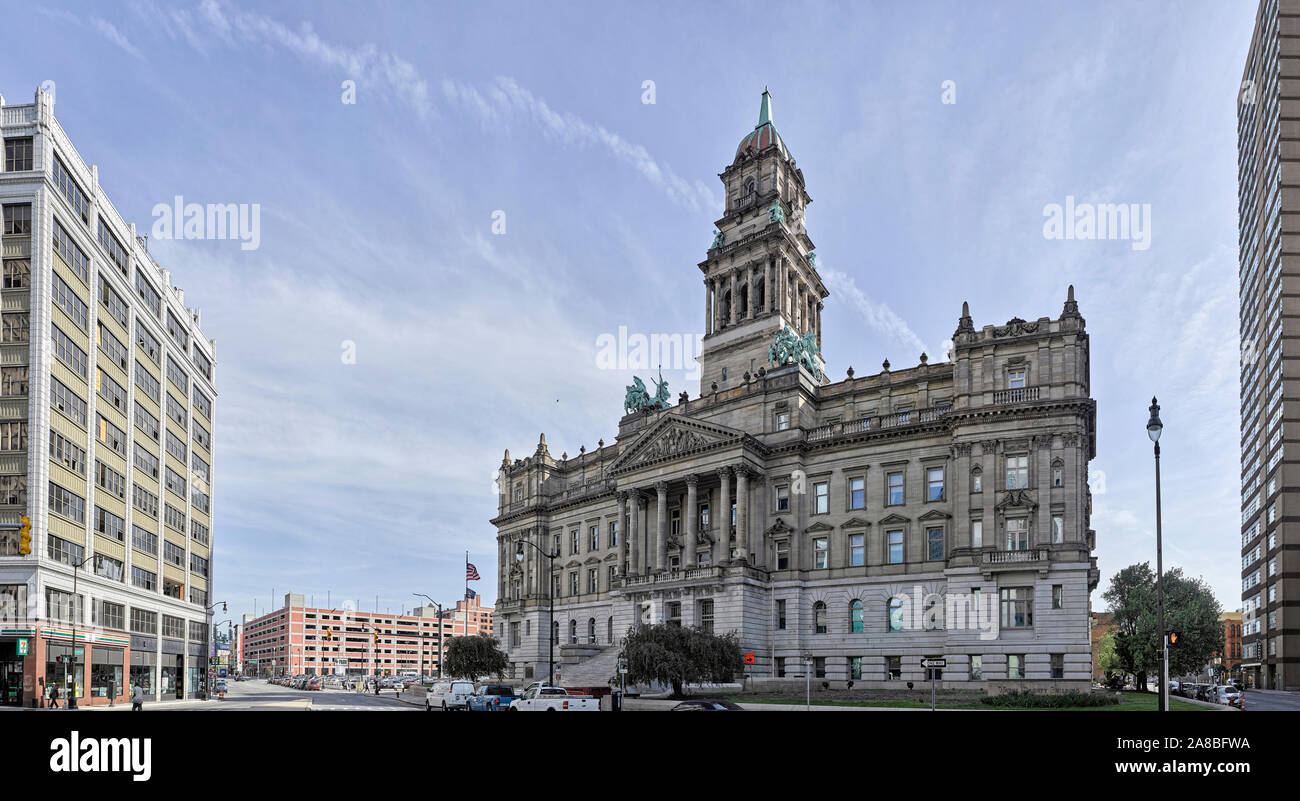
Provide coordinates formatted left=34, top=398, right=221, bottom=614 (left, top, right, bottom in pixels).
left=425, top=680, right=475, bottom=711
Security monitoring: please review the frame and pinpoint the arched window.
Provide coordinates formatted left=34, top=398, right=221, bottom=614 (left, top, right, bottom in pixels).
left=970, top=467, right=982, bottom=494
left=850, top=600, right=864, bottom=633
left=588, top=618, right=596, bottom=644
left=568, top=619, right=577, bottom=644
left=888, top=598, right=904, bottom=632
left=607, top=616, right=614, bottom=644
left=813, top=601, right=827, bottom=634
left=1051, top=459, right=1064, bottom=487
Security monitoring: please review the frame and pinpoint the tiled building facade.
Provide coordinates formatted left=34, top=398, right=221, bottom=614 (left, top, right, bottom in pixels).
left=0, top=89, right=217, bottom=706
left=492, top=92, right=1099, bottom=690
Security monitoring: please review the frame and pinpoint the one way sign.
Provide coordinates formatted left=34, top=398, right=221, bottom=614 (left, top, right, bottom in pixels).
left=920, top=658, right=946, bottom=669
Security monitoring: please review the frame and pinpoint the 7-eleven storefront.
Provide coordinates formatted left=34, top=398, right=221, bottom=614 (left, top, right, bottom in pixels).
left=0, top=625, right=131, bottom=708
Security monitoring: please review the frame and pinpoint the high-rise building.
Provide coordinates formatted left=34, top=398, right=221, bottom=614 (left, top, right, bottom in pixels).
left=1238, top=0, right=1298, bottom=691
left=0, top=89, right=218, bottom=705
left=492, top=91, right=1098, bottom=690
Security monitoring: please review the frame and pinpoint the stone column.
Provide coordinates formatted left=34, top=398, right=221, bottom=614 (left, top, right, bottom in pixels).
left=816, top=301, right=824, bottom=351
left=655, top=481, right=669, bottom=572
left=729, top=269, right=738, bottom=326
left=735, top=467, right=750, bottom=562
left=684, top=475, right=699, bottom=567
left=616, top=491, right=629, bottom=572
left=1035, top=436, right=1051, bottom=547
left=629, top=490, right=643, bottom=575
left=716, top=467, right=732, bottom=565
left=704, top=279, right=712, bottom=335
left=981, top=441, right=996, bottom=548
left=745, top=264, right=755, bottom=320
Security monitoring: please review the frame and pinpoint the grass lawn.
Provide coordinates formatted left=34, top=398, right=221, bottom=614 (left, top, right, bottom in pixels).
left=732, top=690, right=1210, bottom=711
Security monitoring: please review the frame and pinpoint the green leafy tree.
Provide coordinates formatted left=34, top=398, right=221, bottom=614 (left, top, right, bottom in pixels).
left=1097, top=629, right=1121, bottom=680
left=620, top=624, right=743, bottom=697
left=443, top=635, right=508, bottom=683
left=1103, top=562, right=1224, bottom=690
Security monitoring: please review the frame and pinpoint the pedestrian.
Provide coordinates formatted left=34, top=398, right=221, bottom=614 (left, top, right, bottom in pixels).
left=131, top=681, right=144, bottom=712
left=49, top=684, right=60, bottom=709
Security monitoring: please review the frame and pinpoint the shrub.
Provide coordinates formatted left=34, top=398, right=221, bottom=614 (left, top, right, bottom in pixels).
left=980, top=689, right=1119, bottom=708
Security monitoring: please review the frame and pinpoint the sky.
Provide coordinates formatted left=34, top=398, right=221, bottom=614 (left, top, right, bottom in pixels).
left=1, top=0, right=1256, bottom=623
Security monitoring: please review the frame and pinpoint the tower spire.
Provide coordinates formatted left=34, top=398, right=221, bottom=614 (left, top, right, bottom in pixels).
left=758, top=87, right=772, bottom=127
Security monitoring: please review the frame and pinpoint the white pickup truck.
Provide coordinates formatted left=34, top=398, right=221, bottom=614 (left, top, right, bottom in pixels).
left=508, top=686, right=600, bottom=712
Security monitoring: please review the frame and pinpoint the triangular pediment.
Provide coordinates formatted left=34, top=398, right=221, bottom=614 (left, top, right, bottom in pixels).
left=878, top=513, right=911, bottom=525
left=766, top=518, right=793, bottom=537
left=805, top=520, right=835, bottom=534
left=918, top=509, right=952, bottom=521
left=995, top=489, right=1038, bottom=511
left=840, top=517, right=871, bottom=529
left=611, top=414, right=745, bottom=473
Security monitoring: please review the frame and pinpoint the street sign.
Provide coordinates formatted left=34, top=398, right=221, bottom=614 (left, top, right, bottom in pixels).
left=16, top=638, right=26, bottom=655
left=73, top=648, right=84, bottom=657
left=743, top=652, right=755, bottom=665
left=920, top=658, right=946, bottom=669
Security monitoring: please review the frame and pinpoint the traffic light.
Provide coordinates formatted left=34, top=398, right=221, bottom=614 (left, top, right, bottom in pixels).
left=18, top=515, right=30, bottom=555
left=324, top=627, right=333, bottom=642
left=1169, top=631, right=1181, bottom=647
left=372, top=629, right=380, bottom=644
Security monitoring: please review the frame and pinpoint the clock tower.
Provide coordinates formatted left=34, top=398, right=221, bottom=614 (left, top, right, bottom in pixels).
left=697, top=88, right=829, bottom=396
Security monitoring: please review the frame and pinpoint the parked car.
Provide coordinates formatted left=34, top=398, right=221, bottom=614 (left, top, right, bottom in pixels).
left=1214, top=685, right=1242, bottom=707
left=670, top=699, right=744, bottom=711
left=468, top=684, right=519, bottom=711
left=1194, top=684, right=1214, bottom=702
left=214, top=680, right=228, bottom=694
left=508, top=686, right=600, bottom=712
left=425, top=681, right=476, bottom=711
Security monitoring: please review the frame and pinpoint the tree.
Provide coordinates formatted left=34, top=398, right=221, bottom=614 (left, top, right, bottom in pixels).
left=1103, top=562, right=1224, bottom=690
left=1097, top=629, right=1121, bottom=681
left=443, top=635, right=508, bottom=683
left=620, top=624, right=743, bottom=697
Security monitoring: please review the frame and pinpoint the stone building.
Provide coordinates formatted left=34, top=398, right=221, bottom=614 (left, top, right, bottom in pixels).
left=491, top=91, right=1099, bottom=690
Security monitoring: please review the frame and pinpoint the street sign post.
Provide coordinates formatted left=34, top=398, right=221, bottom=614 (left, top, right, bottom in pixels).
left=921, top=658, right=946, bottom=711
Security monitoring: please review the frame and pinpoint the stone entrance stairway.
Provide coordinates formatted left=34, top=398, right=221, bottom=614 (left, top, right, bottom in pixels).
left=556, top=644, right=621, bottom=688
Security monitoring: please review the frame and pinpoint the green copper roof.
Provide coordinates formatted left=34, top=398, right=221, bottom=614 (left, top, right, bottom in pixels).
left=758, top=87, right=772, bottom=127
left=734, top=88, right=787, bottom=160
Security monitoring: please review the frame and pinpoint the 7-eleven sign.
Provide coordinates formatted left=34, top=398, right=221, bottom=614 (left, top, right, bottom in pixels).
left=16, top=639, right=27, bottom=655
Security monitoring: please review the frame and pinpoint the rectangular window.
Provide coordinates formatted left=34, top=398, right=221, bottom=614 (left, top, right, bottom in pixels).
left=812, top=537, right=828, bottom=569
left=166, top=355, right=189, bottom=393
left=1008, top=369, right=1026, bottom=389
left=47, top=535, right=85, bottom=567
left=1006, top=455, right=1029, bottom=489
left=1006, top=518, right=1028, bottom=551
left=190, top=520, right=209, bottom=547
left=191, top=486, right=209, bottom=513
left=49, top=429, right=87, bottom=476
left=887, top=530, right=904, bottom=564
left=4, top=138, right=33, bottom=172
left=608, top=520, right=618, bottom=548
left=135, top=362, right=160, bottom=402
left=849, top=476, right=865, bottom=510
left=774, top=485, right=789, bottom=512
left=133, top=443, right=159, bottom=478
left=850, top=656, right=862, bottom=681
left=50, top=378, right=86, bottom=426
left=193, top=419, right=211, bottom=451
left=776, top=411, right=790, bottom=431
left=45, top=588, right=81, bottom=625
left=1052, top=584, right=1063, bottom=609
left=193, top=347, right=212, bottom=381
left=166, top=311, right=189, bottom=352
left=1008, top=654, right=1025, bottom=679
left=165, top=430, right=188, bottom=463
left=1050, top=653, right=1064, bottom=679
left=133, top=483, right=158, bottom=518
left=588, top=567, right=598, bottom=594
left=927, top=467, right=944, bottom=501
left=94, top=507, right=125, bottom=542
left=134, top=402, right=160, bottom=442
left=95, top=460, right=126, bottom=500
left=698, top=599, right=714, bottom=635
left=1052, top=514, right=1064, bottom=544
left=165, top=503, right=186, bottom=533
left=0, top=475, right=28, bottom=507
left=135, top=271, right=161, bottom=318
left=849, top=533, right=865, bottom=566
left=0, top=421, right=27, bottom=451
left=97, top=322, right=129, bottom=371
left=52, top=155, right=90, bottom=222
left=776, top=599, right=786, bottom=630
left=192, top=387, right=212, bottom=419
left=49, top=482, right=86, bottom=523
left=96, top=367, right=127, bottom=411
left=191, top=451, right=210, bottom=482
left=814, top=482, right=828, bottom=514
left=971, top=471, right=982, bottom=493
left=927, top=527, right=944, bottom=561
left=98, top=275, right=130, bottom=328
left=162, top=615, right=185, bottom=639
left=164, top=466, right=186, bottom=499
left=164, top=540, right=185, bottom=567
left=130, top=608, right=157, bottom=634
left=570, top=530, right=579, bottom=555
left=99, top=601, right=125, bottom=631
left=775, top=540, right=789, bottom=570
left=1000, top=587, right=1034, bottom=629
left=569, top=572, right=578, bottom=596
left=972, top=519, right=983, bottom=548
left=97, top=415, right=127, bottom=458
left=886, top=656, right=901, bottom=680
left=50, top=272, right=88, bottom=331
left=132, top=525, right=158, bottom=556
left=887, top=472, right=904, bottom=505
left=3, top=258, right=30, bottom=289
left=51, top=216, right=90, bottom=284
left=162, top=579, right=182, bottom=600
left=0, top=312, right=27, bottom=344
left=1, top=366, right=27, bottom=397
left=970, top=654, right=983, bottom=680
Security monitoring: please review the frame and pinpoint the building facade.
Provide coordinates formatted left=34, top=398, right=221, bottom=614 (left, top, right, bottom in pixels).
left=1212, top=610, right=1243, bottom=682
left=1238, top=0, right=1299, bottom=691
left=492, top=91, right=1099, bottom=690
left=241, top=594, right=494, bottom=678
left=0, top=89, right=218, bottom=706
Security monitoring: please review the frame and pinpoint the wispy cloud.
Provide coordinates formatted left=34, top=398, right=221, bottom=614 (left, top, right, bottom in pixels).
left=38, top=7, right=146, bottom=60
left=820, top=265, right=934, bottom=362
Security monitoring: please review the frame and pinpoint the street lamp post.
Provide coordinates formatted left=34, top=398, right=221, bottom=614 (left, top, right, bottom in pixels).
left=202, top=602, right=227, bottom=701
left=68, top=556, right=85, bottom=709
left=1147, top=397, right=1168, bottom=713
left=515, top=540, right=559, bottom=686
left=413, top=594, right=444, bottom=680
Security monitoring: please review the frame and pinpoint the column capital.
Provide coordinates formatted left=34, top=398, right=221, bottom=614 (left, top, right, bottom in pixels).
left=716, top=465, right=733, bottom=479
left=616, top=490, right=629, bottom=502
left=684, top=474, right=700, bottom=487
left=654, top=481, right=669, bottom=495
left=632, top=490, right=648, bottom=507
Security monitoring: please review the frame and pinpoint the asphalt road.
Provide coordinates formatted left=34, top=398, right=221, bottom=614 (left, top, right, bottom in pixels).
left=1242, top=688, right=1300, bottom=711
left=73, top=680, right=424, bottom=711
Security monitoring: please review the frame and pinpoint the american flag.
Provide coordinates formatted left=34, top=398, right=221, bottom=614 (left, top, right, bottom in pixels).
left=466, top=563, right=481, bottom=581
